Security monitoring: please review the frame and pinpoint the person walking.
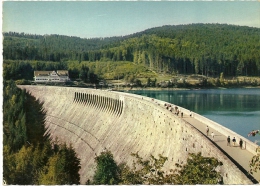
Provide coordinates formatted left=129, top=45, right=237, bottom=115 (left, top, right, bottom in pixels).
left=239, top=138, right=243, bottom=149
left=227, top=136, right=231, bottom=146
left=211, top=132, right=215, bottom=140
left=206, top=126, right=209, bottom=136
left=232, top=137, right=236, bottom=146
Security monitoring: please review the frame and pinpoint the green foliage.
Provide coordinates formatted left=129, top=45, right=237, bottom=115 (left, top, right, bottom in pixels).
left=4, top=24, right=260, bottom=77
left=92, top=151, right=223, bottom=185
left=118, top=162, right=143, bottom=184
left=3, top=32, right=121, bottom=61
left=3, top=80, right=28, bottom=152
left=3, top=60, right=68, bottom=80
left=15, top=79, right=31, bottom=85
left=3, top=80, right=48, bottom=152
left=3, top=142, right=53, bottom=184
left=38, top=144, right=81, bottom=185
left=126, top=152, right=223, bottom=184
left=249, top=147, right=260, bottom=178
left=79, top=65, right=89, bottom=82
left=93, top=150, right=120, bottom=185
left=3, top=81, right=81, bottom=185
left=82, top=61, right=155, bottom=80
left=127, top=153, right=168, bottom=184
left=146, top=77, right=151, bottom=87
left=3, top=61, right=34, bottom=80
left=3, top=145, right=15, bottom=183
left=145, top=78, right=157, bottom=87
left=4, top=146, right=34, bottom=184
left=220, top=72, right=225, bottom=86
left=174, top=152, right=223, bottom=184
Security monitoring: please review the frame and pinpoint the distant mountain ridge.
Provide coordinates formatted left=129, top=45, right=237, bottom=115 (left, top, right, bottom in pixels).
left=3, top=23, right=260, bottom=76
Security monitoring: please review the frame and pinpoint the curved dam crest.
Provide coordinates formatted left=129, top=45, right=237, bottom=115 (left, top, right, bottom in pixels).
left=18, top=85, right=257, bottom=184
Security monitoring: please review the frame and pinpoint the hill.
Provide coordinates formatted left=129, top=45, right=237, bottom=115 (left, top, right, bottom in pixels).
left=3, top=24, right=260, bottom=77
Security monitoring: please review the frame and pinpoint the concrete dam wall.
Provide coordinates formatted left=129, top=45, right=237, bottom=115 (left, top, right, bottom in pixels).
left=18, top=85, right=256, bottom=184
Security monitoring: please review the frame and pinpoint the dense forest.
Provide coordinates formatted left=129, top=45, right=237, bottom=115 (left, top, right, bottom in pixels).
left=3, top=81, right=81, bottom=184
left=3, top=24, right=260, bottom=77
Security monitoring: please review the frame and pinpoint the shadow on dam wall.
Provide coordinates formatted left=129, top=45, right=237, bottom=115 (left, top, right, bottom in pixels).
left=18, top=85, right=256, bottom=184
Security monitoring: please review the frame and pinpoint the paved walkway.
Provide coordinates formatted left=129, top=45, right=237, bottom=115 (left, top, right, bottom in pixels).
left=148, top=96, right=259, bottom=182
left=181, top=114, right=260, bottom=182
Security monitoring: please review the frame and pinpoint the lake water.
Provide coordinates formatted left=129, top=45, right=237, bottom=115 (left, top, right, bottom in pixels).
left=129, top=88, right=260, bottom=144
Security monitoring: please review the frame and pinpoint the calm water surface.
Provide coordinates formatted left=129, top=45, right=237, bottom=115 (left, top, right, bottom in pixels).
left=129, top=88, right=260, bottom=144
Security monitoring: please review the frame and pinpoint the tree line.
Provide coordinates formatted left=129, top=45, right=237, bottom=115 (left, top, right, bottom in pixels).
left=3, top=60, right=99, bottom=84
left=3, top=32, right=122, bottom=62
left=88, top=150, right=223, bottom=185
left=3, top=81, right=81, bottom=184
left=4, top=60, right=259, bottom=89
left=3, top=24, right=260, bottom=77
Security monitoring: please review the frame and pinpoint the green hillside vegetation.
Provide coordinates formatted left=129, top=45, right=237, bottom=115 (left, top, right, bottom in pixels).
left=67, top=61, right=156, bottom=80
left=3, top=24, right=260, bottom=88
left=3, top=24, right=260, bottom=78
left=4, top=59, right=260, bottom=89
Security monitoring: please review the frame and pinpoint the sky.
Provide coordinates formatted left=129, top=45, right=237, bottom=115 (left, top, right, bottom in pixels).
left=2, top=1, right=260, bottom=38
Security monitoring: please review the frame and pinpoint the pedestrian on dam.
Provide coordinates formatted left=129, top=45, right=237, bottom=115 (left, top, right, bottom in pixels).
left=189, top=110, right=192, bottom=117
left=239, top=138, right=243, bottom=149
left=227, top=136, right=231, bottom=146
left=206, top=126, right=209, bottom=136
left=181, top=112, right=183, bottom=118
left=232, top=137, right=236, bottom=146
left=211, top=132, right=215, bottom=140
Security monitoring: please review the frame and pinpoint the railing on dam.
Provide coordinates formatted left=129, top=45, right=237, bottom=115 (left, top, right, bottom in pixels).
left=120, top=91, right=259, bottom=156
left=120, top=91, right=259, bottom=182
left=173, top=105, right=258, bottom=156
left=188, top=111, right=258, bottom=155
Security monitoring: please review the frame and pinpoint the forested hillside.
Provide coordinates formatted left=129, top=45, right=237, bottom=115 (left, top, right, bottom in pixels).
left=3, top=81, right=81, bottom=184
left=3, top=24, right=260, bottom=77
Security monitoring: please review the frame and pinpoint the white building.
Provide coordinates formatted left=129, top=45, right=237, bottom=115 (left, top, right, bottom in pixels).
left=34, top=70, right=70, bottom=82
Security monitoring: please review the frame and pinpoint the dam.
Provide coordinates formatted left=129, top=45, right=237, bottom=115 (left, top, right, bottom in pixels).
left=18, top=85, right=259, bottom=184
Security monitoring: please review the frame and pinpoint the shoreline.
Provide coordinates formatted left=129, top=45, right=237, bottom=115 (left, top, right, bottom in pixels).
left=116, top=86, right=260, bottom=91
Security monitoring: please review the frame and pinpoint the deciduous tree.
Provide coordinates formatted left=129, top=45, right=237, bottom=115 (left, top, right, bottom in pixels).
left=93, top=150, right=120, bottom=185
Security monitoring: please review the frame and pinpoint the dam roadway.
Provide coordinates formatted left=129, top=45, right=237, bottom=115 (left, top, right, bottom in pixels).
left=18, top=85, right=259, bottom=184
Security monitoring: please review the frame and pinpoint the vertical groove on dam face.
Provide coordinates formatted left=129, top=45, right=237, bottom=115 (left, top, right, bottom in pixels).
left=72, top=92, right=123, bottom=117
left=17, top=85, right=255, bottom=185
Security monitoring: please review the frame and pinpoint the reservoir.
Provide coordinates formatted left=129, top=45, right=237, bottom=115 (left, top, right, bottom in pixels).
left=129, top=88, right=260, bottom=145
